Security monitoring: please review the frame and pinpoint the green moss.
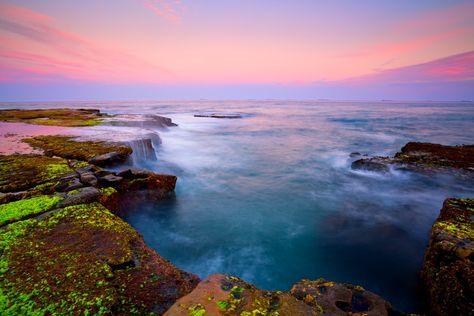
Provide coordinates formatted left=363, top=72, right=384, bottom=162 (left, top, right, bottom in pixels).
left=0, top=203, right=137, bottom=315
left=434, top=221, right=473, bottom=239
left=0, top=109, right=104, bottom=127
left=188, top=304, right=206, bottom=316
left=99, top=187, right=117, bottom=197
left=23, top=136, right=132, bottom=161
left=46, top=164, right=71, bottom=177
left=0, top=195, right=61, bottom=226
left=0, top=155, right=72, bottom=193
left=216, top=300, right=229, bottom=310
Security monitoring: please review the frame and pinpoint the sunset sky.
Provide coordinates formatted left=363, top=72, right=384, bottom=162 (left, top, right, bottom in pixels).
left=0, top=0, right=473, bottom=101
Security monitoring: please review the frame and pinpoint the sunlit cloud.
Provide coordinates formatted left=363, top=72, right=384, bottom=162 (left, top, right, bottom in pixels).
left=137, top=0, right=182, bottom=22
left=0, top=3, right=171, bottom=84
left=343, top=51, right=474, bottom=85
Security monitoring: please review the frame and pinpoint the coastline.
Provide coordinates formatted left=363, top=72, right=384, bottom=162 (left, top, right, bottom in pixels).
left=0, top=108, right=472, bottom=315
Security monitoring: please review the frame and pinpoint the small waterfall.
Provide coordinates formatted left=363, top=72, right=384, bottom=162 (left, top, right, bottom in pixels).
left=128, top=133, right=161, bottom=163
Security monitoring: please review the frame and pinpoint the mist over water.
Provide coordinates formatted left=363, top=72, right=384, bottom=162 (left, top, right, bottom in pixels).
left=3, top=100, right=474, bottom=312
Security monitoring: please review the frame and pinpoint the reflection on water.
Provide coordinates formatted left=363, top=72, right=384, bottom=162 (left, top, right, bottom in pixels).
left=2, top=100, right=474, bottom=312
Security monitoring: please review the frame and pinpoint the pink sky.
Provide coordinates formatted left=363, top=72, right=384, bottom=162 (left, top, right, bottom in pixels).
left=0, top=0, right=473, bottom=100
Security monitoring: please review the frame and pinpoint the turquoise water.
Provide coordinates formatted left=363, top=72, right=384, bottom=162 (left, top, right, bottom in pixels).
left=3, top=100, right=474, bottom=312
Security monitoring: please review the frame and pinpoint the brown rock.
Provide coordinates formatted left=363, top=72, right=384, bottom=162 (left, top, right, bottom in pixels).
left=420, top=198, right=474, bottom=316
left=165, top=274, right=318, bottom=316
left=290, top=279, right=395, bottom=315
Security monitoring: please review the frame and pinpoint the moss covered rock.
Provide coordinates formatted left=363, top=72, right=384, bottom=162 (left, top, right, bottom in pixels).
left=0, top=195, right=61, bottom=227
left=0, top=202, right=199, bottom=315
left=0, top=154, right=73, bottom=194
left=23, top=136, right=132, bottom=165
left=420, top=198, right=474, bottom=316
left=0, top=108, right=104, bottom=127
left=351, top=142, right=474, bottom=173
left=290, top=279, right=396, bottom=315
left=165, top=274, right=320, bottom=316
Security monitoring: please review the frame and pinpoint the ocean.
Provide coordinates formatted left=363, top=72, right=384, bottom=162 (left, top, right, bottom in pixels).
left=2, top=100, right=474, bottom=312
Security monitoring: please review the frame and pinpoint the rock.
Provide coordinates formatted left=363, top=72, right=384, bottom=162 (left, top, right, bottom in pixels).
left=106, top=114, right=177, bottom=128
left=349, top=152, right=361, bottom=157
left=351, top=158, right=390, bottom=173
left=394, top=142, right=474, bottom=170
left=165, top=274, right=318, bottom=316
left=89, top=152, right=130, bottom=166
left=118, top=169, right=177, bottom=200
left=420, top=198, right=474, bottom=316
left=351, top=142, right=474, bottom=174
left=290, top=279, right=396, bottom=315
left=23, top=136, right=132, bottom=164
left=0, top=154, right=73, bottom=193
left=152, top=115, right=178, bottom=127
left=58, top=187, right=101, bottom=207
left=194, top=113, right=243, bottom=119
left=55, top=175, right=83, bottom=192
left=79, top=172, right=97, bottom=186
left=98, top=174, right=123, bottom=186
left=0, top=194, right=62, bottom=226
left=0, top=108, right=104, bottom=127
left=0, top=202, right=199, bottom=315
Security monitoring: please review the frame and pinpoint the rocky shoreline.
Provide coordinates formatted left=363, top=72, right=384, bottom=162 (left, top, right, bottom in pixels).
left=0, top=109, right=472, bottom=315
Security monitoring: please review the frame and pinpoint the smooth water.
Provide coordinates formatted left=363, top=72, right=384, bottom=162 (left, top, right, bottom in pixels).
left=3, top=100, right=474, bottom=312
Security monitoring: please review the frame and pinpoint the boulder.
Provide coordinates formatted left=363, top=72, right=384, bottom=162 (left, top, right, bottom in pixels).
left=58, top=186, right=101, bottom=207
left=420, top=198, right=474, bottom=316
left=351, top=158, right=390, bottom=173
left=88, top=152, right=129, bottom=166
left=165, top=274, right=318, bottom=316
left=290, top=279, right=395, bottom=315
left=79, top=172, right=98, bottom=186
left=394, top=142, right=474, bottom=170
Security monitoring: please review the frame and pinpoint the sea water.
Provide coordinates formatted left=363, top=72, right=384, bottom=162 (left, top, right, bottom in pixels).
left=2, top=100, right=474, bottom=312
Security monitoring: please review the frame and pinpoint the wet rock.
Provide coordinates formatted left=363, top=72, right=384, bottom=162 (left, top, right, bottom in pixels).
left=420, top=198, right=474, bottom=316
left=89, top=151, right=129, bottom=166
left=118, top=169, right=177, bottom=200
left=0, top=108, right=104, bottom=127
left=0, top=202, right=199, bottom=315
left=98, top=174, right=123, bottom=186
left=152, top=115, right=178, bottom=127
left=352, top=142, right=474, bottom=174
left=79, top=172, right=97, bottom=186
left=58, top=187, right=101, bottom=207
left=165, top=274, right=318, bottom=316
left=194, top=113, right=243, bottom=119
left=349, top=152, right=361, bottom=157
left=351, top=158, right=390, bottom=173
left=106, top=114, right=177, bottom=128
left=290, top=279, right=396, bottom=315
left=55, top=175, right=83, bottom=192
left=394, top=142, right=474, bottom=170
left=23, top=136, right=132, bottom=165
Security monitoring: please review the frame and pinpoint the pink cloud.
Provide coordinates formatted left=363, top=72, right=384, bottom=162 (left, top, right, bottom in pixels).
left=344, top=51, right=474, bottom=85
left=138, top=0, right=182, bottom=22
left=0, top=3, right=171, bottom=84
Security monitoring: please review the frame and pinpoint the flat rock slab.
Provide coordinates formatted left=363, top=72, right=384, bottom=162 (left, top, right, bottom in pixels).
left=0, top=108, right=104, bottom=127
left=23, top=135, right=132, bottom=165
left=0, top=202, right=199, bottom=315
left=194, top=113, right=243, bottom=119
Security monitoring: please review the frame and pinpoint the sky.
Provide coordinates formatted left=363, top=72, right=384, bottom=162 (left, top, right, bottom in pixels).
left=0, top=0, right=473, bottom=101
